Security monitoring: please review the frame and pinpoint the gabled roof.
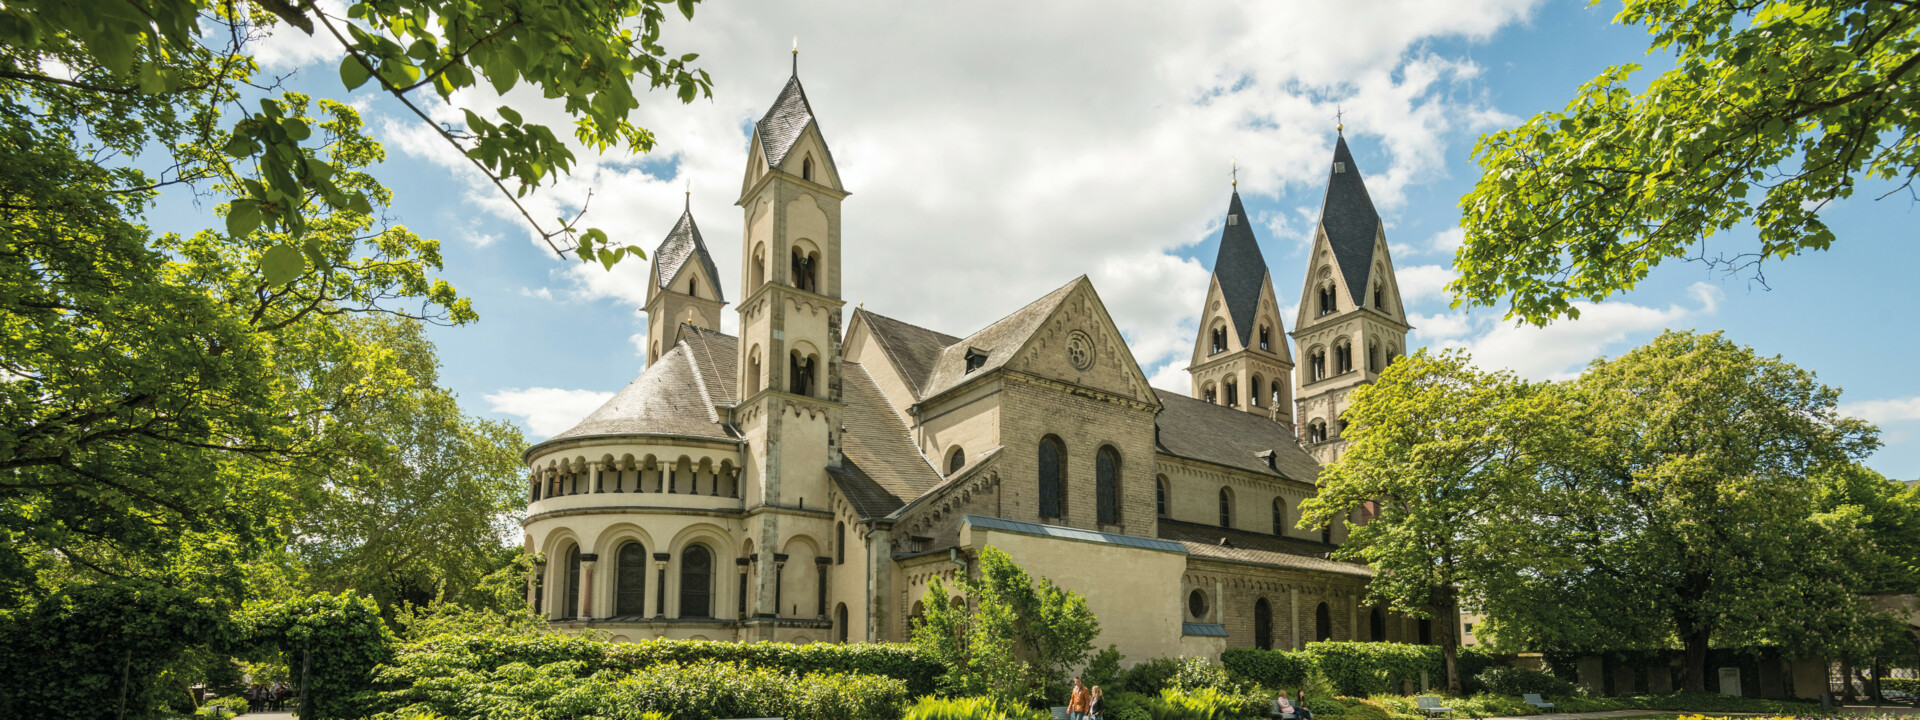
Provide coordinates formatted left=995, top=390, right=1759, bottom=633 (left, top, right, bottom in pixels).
left=835, top=362, right=947, bottom=518
left=755, top=74, right=836, bottom=172
left=1153, top=388, right=1319, bottom=484
left=676, top=324, right=738, bottom=406
left=653, top=207, right=725, bottom=303
left=544, top=340, right=738, bottom=445
left=1319, top=135, right=1383, bottom=307
left=1211, top=191, right=1272, bottom=347
left=856, top=309, right=961, bottom=398
left=917, top=277, right=1083, bottom=401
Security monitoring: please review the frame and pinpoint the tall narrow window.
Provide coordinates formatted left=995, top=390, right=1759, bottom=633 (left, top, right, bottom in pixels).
left=616, top=542, right=647, bottom=616
left=1255, top=598, right=1274, bottom=650
left=1218, top=487, right=1233, bottom=528
left=792, top=250, right=817, bottom=292
left=1155, top=476, right=1169, bottom=518
left=1322, top=524, right=1333, bottom=544
left=1272, top=498, right=1286, bottom=535
left=688, top=278, right=698, bottom=298
left=1271, top=381, right=1283, bottom=407
left=1224, top=380, right=1238, bottom=407
left=836, top=522, right=846, bottom=565
left=789, top=353, right=815, bottom=396
left=533, top=568, right=545, bottom=614
left=836, top=603, right=849, bottom=643
left=1419, top=618, right=1433, bottom=645
left=1370, top=608, right=1386, bottom=641
left=1259, top=326, right=1271, bottom=351
left=1319, top=286, right=1335, bottom=316
left=1210, top=327, right=1226, bottom=355
left=1038, top=436, right=1065, bottom=519
left=1096, top=446, right=1120, bottom=525
left=1311, top=350, right=1326, bottom=381
left=1316, top=602, right=1333, bottom=641
left=565, top=546, right=582, bottom=618
left=1203, top=385, right=1217, bottom=404
left=1373, top=284, right=1384, bottom=310
left=679, top=545, right=712, bottom=618
left=802, top=156, right=813, bottom=181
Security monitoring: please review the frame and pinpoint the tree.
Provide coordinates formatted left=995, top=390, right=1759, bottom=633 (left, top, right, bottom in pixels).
left=909, top=547, right=1101, bottom=704
left=1454, top=0, right=1920, bottom=324
left=1489, top=331, right=1879, bottom=692
left=1299, top=350, right=1559, bottom=695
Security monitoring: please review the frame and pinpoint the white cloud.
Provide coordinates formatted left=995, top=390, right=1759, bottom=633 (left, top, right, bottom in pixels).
left=1436, top=282, right=1723, bottom=381
left=377, top=0, right=1546, bottom=379
left=485, top=387, right=615, bottom=439
left=518, top=287, right=554, bottom=301
left=250, top=2, right=347, bottom=71
left=629, top=332, right=649, bottom=358
left=1839, top=397, right=1920, bottom=424
left=1427, top=226, right=1465, bottom=255
left=1396, top=264, right=1457, bottom=303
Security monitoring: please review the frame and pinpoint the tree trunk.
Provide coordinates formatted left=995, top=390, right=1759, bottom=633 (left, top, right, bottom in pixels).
left=1435, top=586, right=1463, bottom=695
left=1681, top=625, right=1711, bottom=693
left=1839, top=654, right=1856, bottom=703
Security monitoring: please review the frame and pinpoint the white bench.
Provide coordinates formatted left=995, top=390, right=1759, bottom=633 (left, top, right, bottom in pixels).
left=1416, top=696, right=1452, bottom=716
left=1523, top=693, right=1556, bottom=711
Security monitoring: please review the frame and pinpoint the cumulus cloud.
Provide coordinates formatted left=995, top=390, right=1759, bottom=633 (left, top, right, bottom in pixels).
left=356, top=0, right=1545, bottom=388
left=1839, top=397, right=1920, bottom=424
left=250, top=1, right=346, bottom=71
left=1435, top=282, right=1724, bottom=381
left=1396, top=264, right=1457, bottom=304
left=485, top=387, right=614, bottom=439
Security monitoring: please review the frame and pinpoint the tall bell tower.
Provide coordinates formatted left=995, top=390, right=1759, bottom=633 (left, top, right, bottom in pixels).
left=733, top=55, right=847, bottom=634
left=1291, top=132, right=1410, bottom=464
left=1187, top=187, right=1295, bottom=429
left=642, top=199, right=726, bottom=365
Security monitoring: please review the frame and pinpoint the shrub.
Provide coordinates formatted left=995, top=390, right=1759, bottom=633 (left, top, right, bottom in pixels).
left=1123, top=657, right=1188, bottom=695
left=1170, top=657, right=1231, bottom=692
left=1301, top=642, right=1492, bottom=697
left=902, top=695, right=1050, bottom=720
left=1886, top=678, right=1920, bottom=695
left=1146, top=687, right=1242, bottom=720
left=1474, top=666, right=1576, bottom=698
left=381, top=658, right=907, bottom=720
left=1221, top=647, right=1312, bottom=689
left=1344, top=698, right=1393, bottom=720
left=1107, top=691, right=1155, bottom=720
left=1086, top=646, right=1126, bottom=690
left=1299, top=696, right=1346, bottom=716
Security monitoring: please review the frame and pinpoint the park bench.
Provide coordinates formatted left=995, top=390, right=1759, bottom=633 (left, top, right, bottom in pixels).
left=1267, top=701, right=1298, bottom=719
left=1415, top=695, right=1452, bottom=716
left=1523, top=693, right=1556, bottom=711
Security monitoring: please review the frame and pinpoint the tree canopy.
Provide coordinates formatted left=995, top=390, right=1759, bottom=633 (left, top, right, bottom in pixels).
left=1455, top=0, right=1920, bottom=324
left=910, top=547, right=1100, bottom=705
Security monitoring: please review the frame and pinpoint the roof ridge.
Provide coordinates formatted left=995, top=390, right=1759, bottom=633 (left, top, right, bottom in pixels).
left=675, top=334, right=722, bottom=426
left=956, top=275, right=1083, bottom=347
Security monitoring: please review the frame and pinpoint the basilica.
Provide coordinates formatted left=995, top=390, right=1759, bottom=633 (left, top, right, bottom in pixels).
left=519, top=62, right=1438, bottom=662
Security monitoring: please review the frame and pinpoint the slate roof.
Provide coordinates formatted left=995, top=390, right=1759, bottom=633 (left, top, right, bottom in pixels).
left=1153, top=388, right=1319, bottom=484
left=1159, top=519, right=1372, bottom=578
left=963, top=515, right=1188, bottom=554
left=1319, top=135, right=1383, bottom=307
left=1183, top=623, right=1229, bottom=637
left=677, top=324, right=738, bottom=406
left=653, top=208, right=724, bottom=302
left=835, top=362, right=947, bottom=517
left=917, top=277, right=1083, bottom=401
left=755, top=74, right=837, bottom=172
left=545, top=341, right=738, bottom=444
left=856, top=309, right=961, bottom=398
left=1212, top=191, right=1272, bottom=347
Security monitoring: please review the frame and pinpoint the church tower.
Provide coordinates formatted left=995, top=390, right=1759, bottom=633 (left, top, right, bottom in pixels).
left=1291, top=133, right=1410, bottom=464
left=1187, top=189, right=1295, bottom=429
left=732, top=57, right=847, bottom=633
left=642, top=201, right=726, bottom=365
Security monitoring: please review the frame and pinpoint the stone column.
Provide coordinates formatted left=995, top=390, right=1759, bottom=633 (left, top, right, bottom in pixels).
left=736, top=558, right=751, bottom=618
left=653, top=552, right=671, bottom=618
left=774, top=554, right=790, bottom=617
left=591, top=462, right=603, bottom=493
left=577, top=554, right=598, bottom=619
left=816, top=556, right=832, bottom=617
left=1290, top=587, right=1301, bottom=649
left=1350, top=594, right=1359, bottom=641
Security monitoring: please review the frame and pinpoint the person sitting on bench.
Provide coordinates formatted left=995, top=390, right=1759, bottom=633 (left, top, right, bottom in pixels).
left=1276, top=690, right=1312, bottom=720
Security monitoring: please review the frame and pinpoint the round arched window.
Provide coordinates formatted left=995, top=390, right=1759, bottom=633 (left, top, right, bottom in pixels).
left=1188, top=589, right=1209, bottom=619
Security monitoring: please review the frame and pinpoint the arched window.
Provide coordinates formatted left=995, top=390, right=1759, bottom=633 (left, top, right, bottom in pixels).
left=791, top=249, right=818, bottom=292
left=1370, top=608, right=1386, bottom=642
left=789, top=351, right=816, bottom=396
left=1335, top=339, right=1353, bottom=374
left=679, top=544, right=712, bottom=618
left=1271, top=381, right=1283, bottom=408
left=1308, top=421, right=1328, bottom=444
left=565, top=545, right=582, bottom=618
left=1318, top=285, right=1336, bottom=316
left=947, top=446, right=966, bottom=475
left=910, top=600, right=925, bottom=629
left=616, top=542, right=647, bottom=616
left=1224, top=379, right=1238, bottom=407
left=1203, top=384, right=1217, bottom=404
left=1369, top=342, right=1381, bottom=372
left=1310, top=349, right=1327, bottom=381
left=1419, top=618, right=1434, bottom=645
left=1249, top=375, right=1264, bottom=407
left=802, top=156, right=814, bottom=182
left=1096, top=446, right=1120, bottom=525
left=1038, top=436, right=1065, bottom=519
left=1338, top=416, right=1350, bottom=436
left=1272, top=498, right=1287, bottom=535
left=1373, top=283, right=1385, bottom=311
left=836, top=603, right=849, bottom=643
left=1155, top=476, right=1169, bottom=518
left=1210, top=326, right=1227, bottom=354
left=836, top=522, right=846, bottom=565
left=688, top=277, right=699, bottom=298
left=1217, top=487, right=1233, bottom=528
left=747, top=347, right=763, bottom=395
left=1188, top=589, right=1209, bottom=619
left=1259, top=326, right=1271, bottom=351
left=751, top=243, right=767, bottom=290
left=1315, top=602, right=1333, bottom=641
left=1255, top=598, right=1274, bottom=650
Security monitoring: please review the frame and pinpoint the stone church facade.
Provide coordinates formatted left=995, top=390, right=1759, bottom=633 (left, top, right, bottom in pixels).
left=519, top=64, right=1436, bottom=662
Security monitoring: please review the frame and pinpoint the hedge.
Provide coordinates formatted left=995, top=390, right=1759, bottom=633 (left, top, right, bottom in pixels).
left=1220, top=642, right=1494, bottom=696
left=385, top=633, right=944, bottom=697
left=379, top=658, right=907, bottom=720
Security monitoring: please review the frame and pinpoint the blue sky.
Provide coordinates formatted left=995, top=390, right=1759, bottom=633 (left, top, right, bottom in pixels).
left=151, top=0, right=1920, bottom=479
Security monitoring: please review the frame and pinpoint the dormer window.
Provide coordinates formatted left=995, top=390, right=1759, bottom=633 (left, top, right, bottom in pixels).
left=1334, top=161, right=1347, bottom=174
left=1257, top=450, right=1277, bottom=471
left=1227, top=214, right=1239, bottom=226
left=964, top=348, right=989, bottom=373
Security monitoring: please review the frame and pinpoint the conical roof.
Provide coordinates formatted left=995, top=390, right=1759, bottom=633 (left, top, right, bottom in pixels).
left=653, top=207, right=724, bottom=302
left=1318, top=135, right=1383, bottom=306
left=1211, top=191, right=1271, bottom=347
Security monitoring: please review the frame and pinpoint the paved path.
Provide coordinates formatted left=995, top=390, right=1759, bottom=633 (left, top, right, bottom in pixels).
left=1483, top=708, right=1920, bottom=720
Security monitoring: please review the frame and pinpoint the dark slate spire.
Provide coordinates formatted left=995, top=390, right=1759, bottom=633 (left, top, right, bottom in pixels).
left=654, top=208, right=724, bottom=302
left=756, top=74, right=821, bottom=169
left=1318, top=135, right=1383, bottom=307
left=1212, top=190, right=1270, bottom=347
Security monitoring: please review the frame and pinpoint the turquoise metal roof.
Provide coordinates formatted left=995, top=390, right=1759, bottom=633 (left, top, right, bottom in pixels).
left=1183, top=622, right=1228, bottom=637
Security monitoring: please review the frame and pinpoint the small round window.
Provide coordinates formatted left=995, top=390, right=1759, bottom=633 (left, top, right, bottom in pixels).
left=1188, top=589, right=1209, bottom=619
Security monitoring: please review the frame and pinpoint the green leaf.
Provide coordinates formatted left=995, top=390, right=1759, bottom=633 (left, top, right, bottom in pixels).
left=226, top=199, right=262, bottom=237
left=281, top=118, right=312, bottom=142
left=498, top=105, right=522, bottom=125
left=301, top=236, right=327, bottom=268
left=222, top=135, right=258, bottom=158
left=340, top=56, right=373, bottom=90
left=262, top=244, right=307, bottom=286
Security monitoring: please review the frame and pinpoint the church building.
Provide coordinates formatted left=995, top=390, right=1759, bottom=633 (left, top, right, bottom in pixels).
left=518, top=61, right=1437, bottom=662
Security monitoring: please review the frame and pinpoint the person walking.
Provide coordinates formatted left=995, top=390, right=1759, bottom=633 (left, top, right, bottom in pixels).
left=1089, top=686, right=1106, bottom=720
left=1069, top=677, right=1091, bottom=720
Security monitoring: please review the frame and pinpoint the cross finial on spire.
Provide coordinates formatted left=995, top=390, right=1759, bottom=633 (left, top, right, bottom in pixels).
left=1336, top=105, right=1344, bottom=135
left=791, top=36, right=798, bottom=76
left=1231, top=156, right=1238, bottom=187
left=684, top=176, right=690, bottom=211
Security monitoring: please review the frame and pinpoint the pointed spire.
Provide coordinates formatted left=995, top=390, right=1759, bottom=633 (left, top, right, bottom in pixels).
left=654, top=203, right=725, bottom=303
left=1319, top=134, right=1382, bottom=308
left=1212, top=189, right=1270, bottom=348
left=791, top=36, right=798, bottom=77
